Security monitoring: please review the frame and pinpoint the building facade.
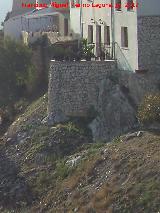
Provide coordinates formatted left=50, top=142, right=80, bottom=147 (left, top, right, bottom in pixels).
left=11, top=0, right=51, bottom=17
left=4, top=7, right=69, bottom=40
left=70, top=0, right=138, bottom=71
left=4, top=0, right=70, bottom=40
left=5, top=0, right=139, bottom=71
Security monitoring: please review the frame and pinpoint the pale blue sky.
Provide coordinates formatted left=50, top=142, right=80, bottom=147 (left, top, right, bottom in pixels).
left=0, top=1, right=12, bottom=28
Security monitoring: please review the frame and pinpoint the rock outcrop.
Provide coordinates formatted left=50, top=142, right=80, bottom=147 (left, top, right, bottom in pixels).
left=90, top=78, right=137, bottom=141
left=48, top=61, right=160, bottom=141
left=89, top=71, right=160, bottom=141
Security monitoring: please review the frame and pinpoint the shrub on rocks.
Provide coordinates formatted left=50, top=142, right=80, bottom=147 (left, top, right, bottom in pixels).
left=137, top=94, right=160, bottom=125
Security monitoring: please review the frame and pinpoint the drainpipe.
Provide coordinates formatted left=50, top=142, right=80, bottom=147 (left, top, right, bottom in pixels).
left=111, top=0, right=115, bottom=59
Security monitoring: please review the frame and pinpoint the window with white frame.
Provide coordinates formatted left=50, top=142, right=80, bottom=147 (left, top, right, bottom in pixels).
left=127, top=0, right=134, bottom=11
left=115, top=0, right=121, bottom=11
left=121, top=27, right=128, bottom=48
left=96, top=25, right=101, bottom=44
left=104, top=26, right=110, bottom=46
left=88, top=25, right=93, bottom=43
left=71, top=0, right=80, bottom=8
left=64, top=18, right=68, bottom=36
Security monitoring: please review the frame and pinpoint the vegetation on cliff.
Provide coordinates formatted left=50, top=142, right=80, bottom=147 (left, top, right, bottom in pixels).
left=0, top=38, right=48, bottom=136
left=0, top=94, right=159, bottom=213
left=137, top=93, right=160, bottom=126
left=0, top=38, right=37, bottom=105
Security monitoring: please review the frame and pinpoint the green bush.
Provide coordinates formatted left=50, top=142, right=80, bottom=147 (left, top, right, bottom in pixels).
left=81, top=39, right=95, bottom=61
left=0, top=38, right=37, bottom=106
left=55, top=160, right=72, bottom=179
left=137, top=94, right=160, bottom=125
left=48, top=39, right=95, bottom=61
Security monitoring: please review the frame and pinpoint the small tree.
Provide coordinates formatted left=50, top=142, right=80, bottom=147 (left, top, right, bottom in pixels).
left=48, top=39, right=95, bottom=61
left=81, top=39, right=95, bottom=61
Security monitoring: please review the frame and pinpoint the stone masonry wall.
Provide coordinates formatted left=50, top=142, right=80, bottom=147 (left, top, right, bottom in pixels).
left=138, top=16, right=160, bottom=72
left=48, top=61, right=160, bottom=141
left=32, top=45, right=50, bottom=87
left=48, top=61, right=117, bottom=119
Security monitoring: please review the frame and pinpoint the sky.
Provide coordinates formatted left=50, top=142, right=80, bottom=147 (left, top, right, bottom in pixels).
left=0, top=1, right=12, bottom=28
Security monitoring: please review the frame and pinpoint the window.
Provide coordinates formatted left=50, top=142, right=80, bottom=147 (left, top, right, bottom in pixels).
left=88, top=25, right=93, bottom=43
left=96, top=25, right=101, bottom=44
left=104, top=26, right=110, bottom=45
left=71, top=0, right=80, bottom=7
left=64, top=18, right=68, bottom=36
left=121, top=27, right=128, bottom=48
left=127, top=0, right=134, bottom=11
left=115, top=0, right=121, bottom=11
left=96, top=25, right=102, bottom=56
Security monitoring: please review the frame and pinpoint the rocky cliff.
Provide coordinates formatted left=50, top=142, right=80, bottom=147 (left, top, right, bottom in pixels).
left=90, top=71, right=160, bottom=140
left=0, top=94, right=159, bottom=212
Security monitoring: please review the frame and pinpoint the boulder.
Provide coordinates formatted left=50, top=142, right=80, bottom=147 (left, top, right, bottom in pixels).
left=89, top=78, right=138, bottom=141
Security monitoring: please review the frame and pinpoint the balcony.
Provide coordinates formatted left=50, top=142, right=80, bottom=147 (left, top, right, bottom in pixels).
left=88, top=42, right=115, bottom=61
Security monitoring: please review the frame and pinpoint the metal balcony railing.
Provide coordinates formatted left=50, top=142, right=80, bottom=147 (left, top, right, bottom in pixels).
left=90, top=42, right=133, bottom=71
left=114, top=42, right=133, bottom=72
left=89, top=42, right=114, bottom=60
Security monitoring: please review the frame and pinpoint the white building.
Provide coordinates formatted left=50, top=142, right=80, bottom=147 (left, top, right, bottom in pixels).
left=70, top=0, right=138, bottom=71
left=10, top=0, right=52, bottom=17
left=4, top=0, right=70, bottom=40
left=4, top=0, right=139, bottom=71
left=4, top=7, right=69, bottom=40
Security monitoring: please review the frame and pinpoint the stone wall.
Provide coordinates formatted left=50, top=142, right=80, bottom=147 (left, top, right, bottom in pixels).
left=32, top=45, right=50, bottom=86
left=48, top=60, right=160, bottom=141
left=48, top=61, right=117, bottom=119
left=138, top=16, right=160, bottom=72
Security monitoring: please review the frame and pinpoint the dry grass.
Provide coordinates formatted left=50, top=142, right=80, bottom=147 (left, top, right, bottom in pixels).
left=1, top=106, right=160, bottom=213
left=63, top=154, right=103, bottom=190
left=92, top=185, right=113, bottom=210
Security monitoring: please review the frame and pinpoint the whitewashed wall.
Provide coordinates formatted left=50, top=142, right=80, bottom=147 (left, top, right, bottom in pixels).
left=70, top=8, right=81, bottom=39
left=4, top=12, right=67, bottom=41
left=114, top=0, right=138, bottom=71
left=4, top=16, right=22, bottom=40
left=70, top=0, right=138, bottom=71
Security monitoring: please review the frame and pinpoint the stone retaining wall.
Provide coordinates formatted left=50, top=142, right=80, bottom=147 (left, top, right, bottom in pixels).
left=138, top=16, right=160, bottom=72
left=48, top=61, right=117, bottom=119
left=48, top=60, right=160, bottom=140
